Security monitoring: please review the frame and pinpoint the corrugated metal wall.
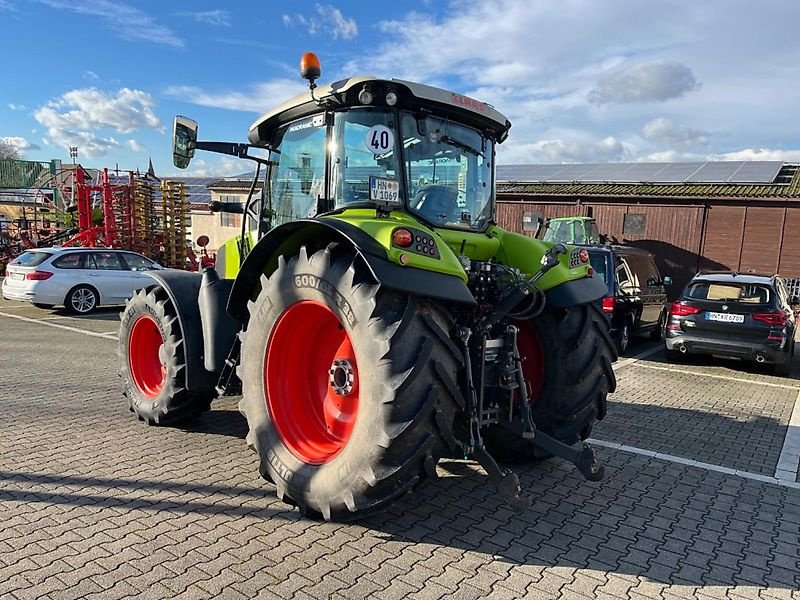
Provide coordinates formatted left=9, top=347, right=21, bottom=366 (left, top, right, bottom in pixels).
left=496, top=198, right=800, bottom=294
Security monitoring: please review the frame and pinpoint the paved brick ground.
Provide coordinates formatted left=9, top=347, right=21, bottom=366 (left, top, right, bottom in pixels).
left=1, top=301, right=800, bottom=599
left=593, top=360, right=797, bottom=475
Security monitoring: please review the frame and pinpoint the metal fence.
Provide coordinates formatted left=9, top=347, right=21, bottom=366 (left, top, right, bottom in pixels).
left=785, top=278, right=800, bottom=302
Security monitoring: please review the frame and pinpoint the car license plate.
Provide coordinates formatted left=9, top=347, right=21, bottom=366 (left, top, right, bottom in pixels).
left=11, top=272, right=24, bottom=281
left=706, top=311, right=744, bottom=323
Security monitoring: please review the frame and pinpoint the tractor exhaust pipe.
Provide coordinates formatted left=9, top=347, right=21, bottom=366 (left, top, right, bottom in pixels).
left=756, top=354, right=766, bottom=363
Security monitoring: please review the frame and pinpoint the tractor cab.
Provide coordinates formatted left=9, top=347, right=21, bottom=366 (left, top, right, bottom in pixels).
left=173, top=54, right=510, bottom=244
left=537, top=216, right=602, bottom=245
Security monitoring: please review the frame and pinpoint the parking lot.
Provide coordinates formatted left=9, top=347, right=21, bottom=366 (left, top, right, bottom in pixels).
left=1, top=292, right=799, bottom=599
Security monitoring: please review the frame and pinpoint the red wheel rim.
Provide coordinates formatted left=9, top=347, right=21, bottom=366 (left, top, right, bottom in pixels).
left=128, top=315, right=166, bottom=398
left=515, top=320, right=544, bottom=404
left=265, top=301, right=359, bottom=464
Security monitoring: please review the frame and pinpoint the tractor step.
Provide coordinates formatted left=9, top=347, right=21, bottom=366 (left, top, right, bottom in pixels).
left=215, top=335, right=242, bottom=396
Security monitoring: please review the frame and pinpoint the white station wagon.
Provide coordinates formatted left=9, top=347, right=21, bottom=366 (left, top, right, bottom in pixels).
left=2, top=247, right=164, bottom=314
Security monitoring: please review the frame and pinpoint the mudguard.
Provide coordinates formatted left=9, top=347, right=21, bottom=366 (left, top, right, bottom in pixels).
left=142, top=270, right=218, bottom=393
left=545, top=275, right=608, bottom=308
left=227, top=219, right=476, bottom=323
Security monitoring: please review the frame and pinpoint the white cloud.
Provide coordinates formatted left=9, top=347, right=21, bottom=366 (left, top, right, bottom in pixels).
left=36, top=0, right=183, bottom=47
left=588, top=61, right=700, bottom=104
left=127, top=139, right=145, bottom=153
left=165, top=80, right=306, bottom=113
left=7, top=103, right=25, bottom=111
left=45, top=130, right=120, bottom=159
left=1, top=136, right=41, bottom=153
left=177, top=10, right=231, bottom=27
left=641, top=118, right=710, bottom=149
left=83, top=70, right=99, bottom=81
left=34, top=88, right=161, bottom=134
left=711, top=148, right=800, bottom=162
left=33, top=87, right=161, bottom=159
left=177, top=157, right=247, bottom=178
left=499, top=135, right=628, bottom=164
left=283, top=4, right=357, bottom=40
left=0, top=1, right=16, bottom=11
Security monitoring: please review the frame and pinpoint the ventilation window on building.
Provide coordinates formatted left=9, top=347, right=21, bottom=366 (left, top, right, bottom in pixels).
left=522, top=211, right=542, bottom=233
left=219, top=194, right=243, bottom=228
left=623, top=213, right=646, bottom=235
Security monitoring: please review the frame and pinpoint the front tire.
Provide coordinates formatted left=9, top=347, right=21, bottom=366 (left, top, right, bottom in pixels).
left=239, top=246, right=462, bottom=521
left=118, top=287, right=215, bottom=425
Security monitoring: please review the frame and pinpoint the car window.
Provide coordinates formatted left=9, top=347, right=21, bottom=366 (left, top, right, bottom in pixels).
left=121, top=253, right=156, bottom=271
left=52, top=253, right=85, bottom=269
left=91, top=251, right=125, bottom=271
left=616, top=256, right=637, bottom=294
left=12, top=251, right=52, bottom=267
left=588, top=252, right=610, bottom=289
left=686, top=281, right=772, bottom=305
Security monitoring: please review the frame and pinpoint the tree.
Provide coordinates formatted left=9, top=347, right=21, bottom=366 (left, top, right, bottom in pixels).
left=0, top=140, right=22, bottom=160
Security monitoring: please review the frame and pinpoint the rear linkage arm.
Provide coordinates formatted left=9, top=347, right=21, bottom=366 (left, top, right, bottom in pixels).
left=456, top=244, right=604, bottom=511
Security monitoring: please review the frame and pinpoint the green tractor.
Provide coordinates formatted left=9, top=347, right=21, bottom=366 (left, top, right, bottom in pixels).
left=536, top=216, right=603, bottom=246
left=118, top=54, right=616, bottom=520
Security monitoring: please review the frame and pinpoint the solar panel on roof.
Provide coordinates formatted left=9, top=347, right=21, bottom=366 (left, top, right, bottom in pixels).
left=648, top=162, right=703, bottom=182
left=728, top=161, right=783, bottom=183
left=684, top=161, right=744, bottom=183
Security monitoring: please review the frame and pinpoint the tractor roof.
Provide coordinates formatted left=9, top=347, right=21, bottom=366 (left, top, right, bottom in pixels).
left=247, top=76, right=511, bottom=147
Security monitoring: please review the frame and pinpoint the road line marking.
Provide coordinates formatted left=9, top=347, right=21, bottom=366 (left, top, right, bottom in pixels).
left=100, top=331, right=118, bottom=336
left=0, top=311, right=117, bottom=341
left=775, top=388, right=800, bottom=482
left=0, top=304, right=34, bottom=310
left=589, top=438, right=800, bottom=489
left=613, top=345, right=663, bottom=370
left=626, top=362, right=800, bottom=390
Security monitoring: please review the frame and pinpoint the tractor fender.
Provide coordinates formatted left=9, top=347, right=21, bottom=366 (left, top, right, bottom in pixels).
left=545, top=275, right=608, bottom=308
left=227, top=219, right=476, bottom=323
left=141, top=270, right=219, bottom=393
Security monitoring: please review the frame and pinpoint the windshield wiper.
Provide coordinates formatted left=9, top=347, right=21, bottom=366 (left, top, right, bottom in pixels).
left=440, top=135, right=484, bottom=158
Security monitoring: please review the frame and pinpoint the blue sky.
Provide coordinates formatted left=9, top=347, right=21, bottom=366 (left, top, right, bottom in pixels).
left=1, top=0, right=799, bottom=177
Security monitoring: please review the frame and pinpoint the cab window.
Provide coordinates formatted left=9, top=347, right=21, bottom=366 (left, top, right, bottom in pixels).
left=269, top=115, right=328, bottom=227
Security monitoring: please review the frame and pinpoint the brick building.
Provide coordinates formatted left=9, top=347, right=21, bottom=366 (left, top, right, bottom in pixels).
left=495, top=161, right=800, bottom=294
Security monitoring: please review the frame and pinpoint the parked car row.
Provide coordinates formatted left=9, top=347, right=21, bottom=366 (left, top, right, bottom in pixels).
left=2, top=247, right=164, bottom=314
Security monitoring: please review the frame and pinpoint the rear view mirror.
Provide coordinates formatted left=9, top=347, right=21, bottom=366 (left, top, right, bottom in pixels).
left=663, top=276, right=672, bottom=286
left=173, top=116, right=198, bottom=169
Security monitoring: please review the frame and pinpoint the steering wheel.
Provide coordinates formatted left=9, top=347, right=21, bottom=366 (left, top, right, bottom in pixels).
left=412, top=185, right=457, bottom=224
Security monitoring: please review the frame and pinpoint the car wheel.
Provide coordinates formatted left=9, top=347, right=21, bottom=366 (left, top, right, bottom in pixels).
left=773, top=341, right=794, bottom=377
left=650, top=311, right=666, bottom=340
left=65, top=285, right=98, bottom=315
left=616, top=321, right=630, bottom=355
left=32, top=303, right=55, bottom=310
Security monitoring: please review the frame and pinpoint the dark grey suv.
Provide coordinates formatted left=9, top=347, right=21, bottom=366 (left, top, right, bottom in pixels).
left=665, top=272, right=796, bottom=375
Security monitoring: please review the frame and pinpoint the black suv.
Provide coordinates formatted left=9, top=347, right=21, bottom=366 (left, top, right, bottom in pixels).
left=587, top=245, right=670, bottom=354
left=665, top=272, right=796, bottom=375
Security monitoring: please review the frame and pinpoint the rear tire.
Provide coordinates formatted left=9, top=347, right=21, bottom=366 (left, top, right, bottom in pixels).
left=239, top=246, right=462, bottom=521
left=65, top=285, right=98, bottom=315
left=118, top=287, right=215, bottom=425
left=487, top=303, right=617, bottom=462
left=616, top=320, right=631, bottom=355
left=773, top=341, right=794, bottom=376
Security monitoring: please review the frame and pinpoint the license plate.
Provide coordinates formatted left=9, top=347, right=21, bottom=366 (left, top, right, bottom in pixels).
left=11, top=272, right=24, bottom=281
left=706, top=311, right=744, bottom=323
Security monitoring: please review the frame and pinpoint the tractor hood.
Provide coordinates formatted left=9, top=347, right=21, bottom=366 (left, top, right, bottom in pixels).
left=247, top=76, right=511, bottom=147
